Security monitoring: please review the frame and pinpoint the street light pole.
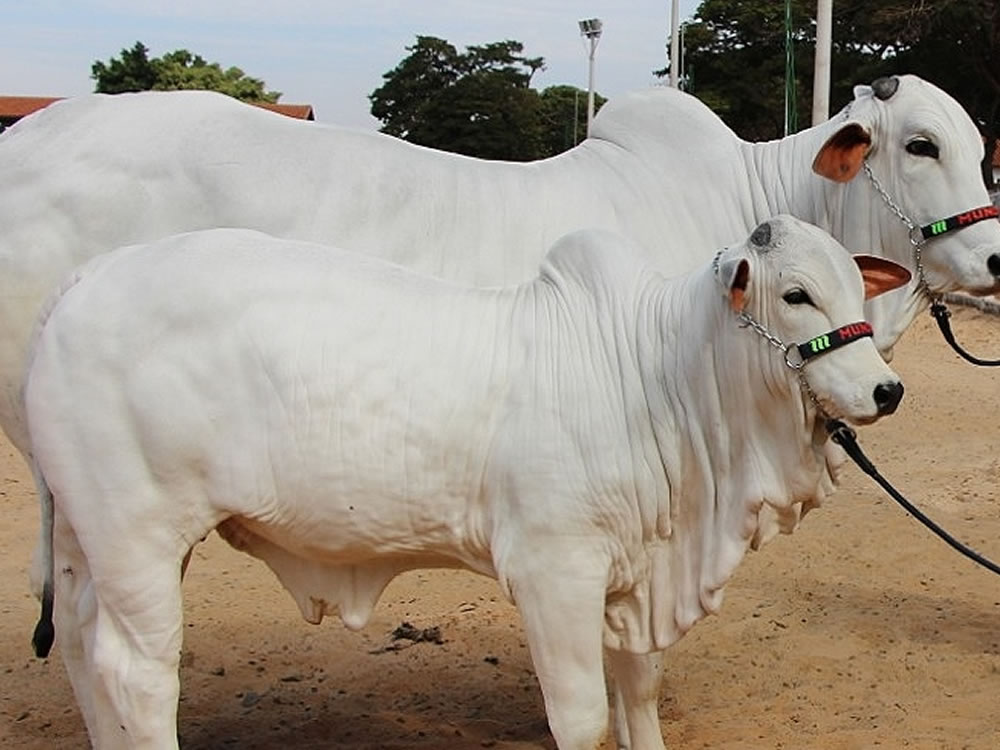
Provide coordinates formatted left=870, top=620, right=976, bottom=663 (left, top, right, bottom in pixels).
left=573, top=89, right=580, bottom=145
left=578, top=18, right=603, bottom=138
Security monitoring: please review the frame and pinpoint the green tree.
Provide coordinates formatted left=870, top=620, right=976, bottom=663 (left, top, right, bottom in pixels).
left=660, top=0, right=828, bottom=140
left=92, top=41, right=281, bottom=102
left=659, top=0, right=938, bottom=140
left=370, top=36, right=548, bottom=161
left=885, top=1, right=1000, bottom=187
left=665, top=1, right=999, bottom=185
left=537, top=85, right=607, bottom=157
left=90, top=41, right=159, bottom=93
left=368, top=36, right=460, bottom=140
left=661, top=2, right=997, bottom=150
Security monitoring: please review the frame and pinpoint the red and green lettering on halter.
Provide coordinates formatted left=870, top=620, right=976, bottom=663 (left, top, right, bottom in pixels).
left=796, top=321, right=874, bottom=363
left=920, top=205, right=1000, bottom=240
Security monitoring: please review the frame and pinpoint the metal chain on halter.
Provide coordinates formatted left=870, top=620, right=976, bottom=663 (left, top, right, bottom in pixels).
left=796, top=369, right=826, bottom=414
left=863, top=161, right=1000, bottom=365
left=737, top=311, right=801, bottom=368
left=718, top=253, right=808, bottom=375
left=862, top=162, right=914, bottom=234
left=736, top=311, right=829, bottom=416
left=821, top=93, right=1000, bottom=573
left=861, top=161, right=937, bottom=300
left=823, top=157, right=1000, bottom=571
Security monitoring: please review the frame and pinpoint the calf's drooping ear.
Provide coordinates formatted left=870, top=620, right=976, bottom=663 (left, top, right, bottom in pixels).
left=717, top=257, right=750, bottom=311
left=812, top=123, right=872, bottom=182
left=853, top=254, right=912, bottom=299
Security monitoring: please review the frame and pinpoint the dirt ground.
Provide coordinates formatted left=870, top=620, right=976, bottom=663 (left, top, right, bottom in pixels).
left=2, top=307, right=999, bottom=750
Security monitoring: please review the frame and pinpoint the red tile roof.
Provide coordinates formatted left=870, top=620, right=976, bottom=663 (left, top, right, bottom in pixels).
left=0, top=95, right=315, bottom=122
left=252, top=101, right=315, bottom=120
left=0, top=96, right=63, bottom=119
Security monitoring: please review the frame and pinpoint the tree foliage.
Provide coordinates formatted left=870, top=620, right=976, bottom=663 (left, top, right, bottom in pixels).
left=370, top=36, right=602, bottom=161
left=537, top=85, right=607, bottom=156
left=370, top=36, right=545, bottom=160
left=90, top=41, right=159, bottom=92
left=92, top=41, right=281, bottom=102
left=887, top=1, right=1000, bottom=186
left=662, top=0, right=1000, bottom=185
left=661, top=0, right=893, bottom=141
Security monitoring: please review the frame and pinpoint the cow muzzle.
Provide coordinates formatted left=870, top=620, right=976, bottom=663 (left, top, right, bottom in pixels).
left=873, top=379, right=904, bottom=416
left=988, top=253, right=1000, bottom=280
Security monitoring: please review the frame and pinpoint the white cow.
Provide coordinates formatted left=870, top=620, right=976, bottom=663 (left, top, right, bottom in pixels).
left=1, top=74, right=997, bottom=462
left=26, top=216, right=909, bottom=749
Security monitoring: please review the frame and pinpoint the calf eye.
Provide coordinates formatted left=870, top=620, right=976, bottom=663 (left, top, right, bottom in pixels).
left=905, top=138, right=939, bottom=159
left=782, top=288, right=814, bottom=306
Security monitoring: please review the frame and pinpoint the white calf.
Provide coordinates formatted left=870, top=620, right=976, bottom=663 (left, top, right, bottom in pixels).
left=26, top=216, right=908, bottom=749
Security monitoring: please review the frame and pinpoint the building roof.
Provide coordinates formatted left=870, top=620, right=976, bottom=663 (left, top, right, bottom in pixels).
left=0, top=94, right=315, bottom=122
left=0, top=96, right=63, bottom=119
left=252, top=101, right=315, bottom=120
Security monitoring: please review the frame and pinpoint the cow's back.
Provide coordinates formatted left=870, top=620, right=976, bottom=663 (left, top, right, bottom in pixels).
left=2, top=91, right=605, bottom=283
left=0, top=87, right=754, bottom=286
left=0, top=88, right=751, bottom=456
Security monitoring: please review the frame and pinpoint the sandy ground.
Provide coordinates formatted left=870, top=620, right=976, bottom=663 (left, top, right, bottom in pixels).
left=2, top=307, right=999, bottom=750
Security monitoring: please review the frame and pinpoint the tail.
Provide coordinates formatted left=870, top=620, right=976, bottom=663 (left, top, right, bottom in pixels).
left=31, top=460, right=55, bottom=658
left=24, top=248, right=134, bottom=659
left=21, top=247, right=108, bottom=660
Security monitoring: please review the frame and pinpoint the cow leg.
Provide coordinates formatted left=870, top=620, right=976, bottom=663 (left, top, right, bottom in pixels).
left=81, top=537, right=185, bottom=750
left=605, top=649, right=667, bottom=750
left=507, top=547, right=610, bottom=749
left=51, top=512, right=101, bottom=742
left=53, top=512, right=180, bottom=750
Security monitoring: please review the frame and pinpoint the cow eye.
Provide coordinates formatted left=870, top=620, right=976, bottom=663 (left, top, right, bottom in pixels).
left=782, top=288, right=814, bottom=306
left=905, top=138, right=939, bottom=159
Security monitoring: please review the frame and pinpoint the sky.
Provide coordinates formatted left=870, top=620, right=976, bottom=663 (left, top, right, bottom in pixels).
left=1, top=0, right=700, bottom=130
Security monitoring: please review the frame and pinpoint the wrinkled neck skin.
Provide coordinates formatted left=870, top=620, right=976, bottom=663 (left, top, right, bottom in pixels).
left=609, top=268, right=831, bottom=650
left=743, top=115, right=928, bottom=358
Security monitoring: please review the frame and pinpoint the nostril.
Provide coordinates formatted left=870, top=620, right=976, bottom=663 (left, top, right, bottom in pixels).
left=988, top=254, right=1000, bottom=278
left=873, top=381, right=904, bottom=415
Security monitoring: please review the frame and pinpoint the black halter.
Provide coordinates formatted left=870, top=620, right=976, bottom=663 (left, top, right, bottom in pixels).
left=794, top=321, right=874, bottom=364
left=919, top=208, right=1000, bottom=366
left=917, top=205, right=999, bottom=242
left=736, top=311, right=873, bottom=372
left=736, top=309, right=876, bottom=419
left=863, top=161, right=1000, bottom=366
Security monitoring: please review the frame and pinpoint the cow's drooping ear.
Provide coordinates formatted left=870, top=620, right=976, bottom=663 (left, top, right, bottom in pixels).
left=717, top=256, right=750, bottom=311
left=853, top=254, right=912, bottom=299
left=812, top=122, right=872, bottom=182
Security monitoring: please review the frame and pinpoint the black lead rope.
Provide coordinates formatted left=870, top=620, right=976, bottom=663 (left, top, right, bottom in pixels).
left=930, top=301, right=1000, bottom=367
left=864, top=159, right=1000, bottom=367
left=825, top=418, right=1000, bottom=577
left=914, top=203, right=1000, bottom=367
